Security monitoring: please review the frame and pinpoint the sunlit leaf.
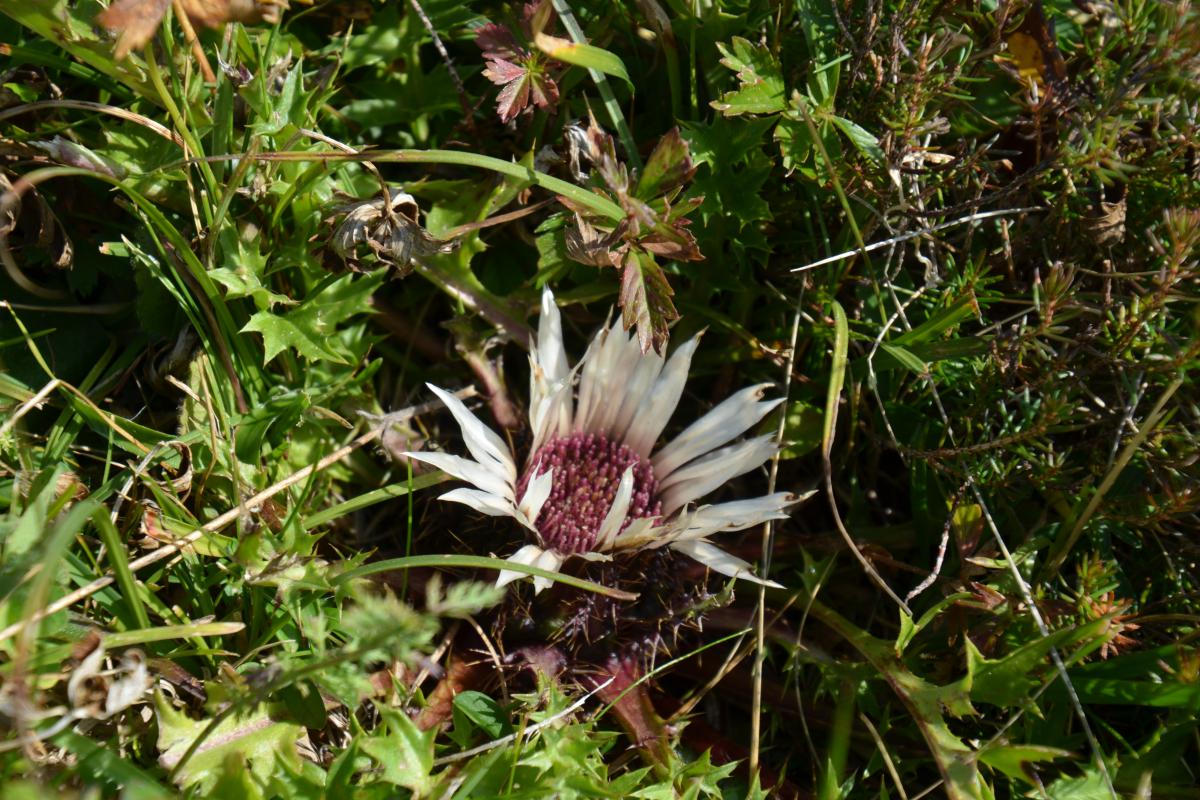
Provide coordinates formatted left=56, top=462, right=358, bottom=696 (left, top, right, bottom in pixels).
left=534, top=32, right=632, bottom=85
left=710, top=37, right=786, bottom=116
left=361, top=706, right=436, bottom=794
left=155, top=693, right=304, bottom=791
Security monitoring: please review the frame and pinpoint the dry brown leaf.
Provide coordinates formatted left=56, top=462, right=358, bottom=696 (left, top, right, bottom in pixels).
left=98, top=0, right=287, bottom=60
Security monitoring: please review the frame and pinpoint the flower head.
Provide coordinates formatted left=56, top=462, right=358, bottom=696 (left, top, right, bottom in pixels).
left=407, top=288, right=800, bottom=592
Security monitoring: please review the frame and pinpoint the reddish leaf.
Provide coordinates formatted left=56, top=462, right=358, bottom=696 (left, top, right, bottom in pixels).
left=619, top=250, right=678, bottom=354
left=634, top=127, right=696, bottom=201
left=474, top=1, right=562, bottom=122
left=474, top=22, right=520, bottom=60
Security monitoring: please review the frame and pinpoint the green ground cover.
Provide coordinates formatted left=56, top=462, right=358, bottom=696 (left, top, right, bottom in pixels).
left=1, top=0, right=1197, bottom=796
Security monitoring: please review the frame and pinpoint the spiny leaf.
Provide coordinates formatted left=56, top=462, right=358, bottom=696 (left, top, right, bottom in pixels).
left=979, top=743, right=1073, bottom=785
left=241, top=272, right=384, bottom=364
left=154, top=693, right=303, bottom=792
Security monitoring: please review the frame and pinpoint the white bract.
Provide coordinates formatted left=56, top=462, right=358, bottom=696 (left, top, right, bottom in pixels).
left=407, top=288, right=800, bottom=593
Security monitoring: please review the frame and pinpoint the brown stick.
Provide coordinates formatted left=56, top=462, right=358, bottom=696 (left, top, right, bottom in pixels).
left=171, top=0, right=218, bottom=85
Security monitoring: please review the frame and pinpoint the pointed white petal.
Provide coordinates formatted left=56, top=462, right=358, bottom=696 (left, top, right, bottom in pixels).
left=610, top=516, right=661, bottom=550
left=670, top=539, right=783, bottom=587
left=426, top=383, right=516, bottom=482
left=610, top=348, right=666, bottom=444
left=528, top=379, right=573, bottom=454
left=673, top=492, right=803, bottom=540
left=572, top=322, right=614, bottom=434
left=537, top=285, right=570, bottom=386
left=531, top=548, right=565, bottom=593
left=653, top=385, right=782, bottom=479
left=518, top=466, right=555, bottom=525
left=404, top=450, right=513, bottom=500
left=529, top=287, right=573, bottom=437
left=622, top=333, right=701, bottom=458
left=496, top=544, right=544, bottom=588
left=594, top=466, right=635, bottom=552
left=658, top=435, right=777, bottom=515
left=575, top=320, right=639, bottom=435
left=590, top=331, right=645, bottom=436
left=438, top=488, right=518, bottom=518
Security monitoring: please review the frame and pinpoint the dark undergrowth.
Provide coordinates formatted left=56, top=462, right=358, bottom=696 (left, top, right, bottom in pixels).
left=0, top=0, right=1197, bottom=797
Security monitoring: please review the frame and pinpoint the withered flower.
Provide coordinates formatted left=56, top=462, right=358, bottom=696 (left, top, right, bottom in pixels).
left=326, top=190, right=456, bottom=275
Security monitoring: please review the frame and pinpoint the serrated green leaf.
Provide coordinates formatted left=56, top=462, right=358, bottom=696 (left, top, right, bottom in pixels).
left=1042, top=766, right=1115, bottom=800
left=210, top=267, right=293, bottom=308
left=210, top=229, right=292, bottom=309
left=361, top=706, right=436, bottom=794
left=711, top=37, right=786, bottom=116
left=242, top=310, right=343, bottom=364
left=965, top=617, right=1109, bottom=708
left=896, top=593, right=974, bottom=655
left=241, top=272, right=384, bottom=364
left=979, top=743, right=1073, bottom=784
left=154, top=693, right=303, bottom=792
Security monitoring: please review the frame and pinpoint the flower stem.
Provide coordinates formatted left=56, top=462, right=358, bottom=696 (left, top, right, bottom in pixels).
left=247, top=149, right=625, bottom=221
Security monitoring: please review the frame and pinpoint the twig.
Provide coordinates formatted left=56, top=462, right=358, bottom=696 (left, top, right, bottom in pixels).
left=750, top=278, right=805, bottom=777
left=791, top=207, right=1042, bottom=273
left=904, top=486, right=961, bottom=604
left=0, top=101, right=184, bottom=145
left=859, top=712, right=908, bottom=800
left=407, top=0, right=474, bottom=130
left=171, top=0, right=217, bottom=85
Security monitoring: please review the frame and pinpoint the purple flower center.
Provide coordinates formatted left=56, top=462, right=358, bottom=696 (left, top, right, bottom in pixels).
left=517, top=433, right=661, bottom=555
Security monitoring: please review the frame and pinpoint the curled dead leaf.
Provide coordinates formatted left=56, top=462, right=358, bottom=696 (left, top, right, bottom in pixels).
left=68, top=635, right=154, bottom=719
left=159, top=442, right=194, bottom=498
left=1, top=170, right=75, bottom=273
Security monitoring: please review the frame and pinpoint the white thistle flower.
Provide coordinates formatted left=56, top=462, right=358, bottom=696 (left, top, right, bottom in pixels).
left=407, top=287, right=802, bottom=593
